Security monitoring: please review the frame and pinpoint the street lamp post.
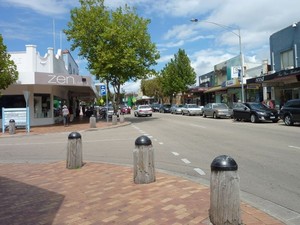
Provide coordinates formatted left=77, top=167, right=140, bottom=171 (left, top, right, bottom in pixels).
left=191, top=19, right=245, bottom=103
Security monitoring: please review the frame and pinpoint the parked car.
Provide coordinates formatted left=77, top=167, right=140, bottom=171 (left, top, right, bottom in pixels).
left=170, top=104, right=183, bottom=114
left=233, top=102, right=279, bottom=123
left=134, top=105, right=153, bottom=117
left=202, top=103, right=231, bottom=119
left=159, top=104, right=171, bottom=113
left=151, top=103, right=161, bottom=112
left=279, top=99, right=300, bottom=126
left=181, top=104, right=203, bottom=116
left=120, top=105, right=131, bottom=114
left=99, top=106, right=115, bottom=119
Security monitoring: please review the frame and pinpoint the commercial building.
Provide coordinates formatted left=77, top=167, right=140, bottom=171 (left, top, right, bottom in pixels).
left=247, top=21, right=300, bottom=108
left=0, top=45, right=98, bottom=128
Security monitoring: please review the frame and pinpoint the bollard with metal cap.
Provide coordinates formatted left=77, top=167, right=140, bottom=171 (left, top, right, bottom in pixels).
left=66, top=132, right=83, bottom=169
left=133, top=135, right=155, bottom=184
left=112, top=114, right=118, bottom=125
left=89, top=114, right=96, bottom=128
left=209, top=155, right=241, bottom=225
left=119, top=113, right=125, bottom=123
left=9, top=119, right=16, bottom=135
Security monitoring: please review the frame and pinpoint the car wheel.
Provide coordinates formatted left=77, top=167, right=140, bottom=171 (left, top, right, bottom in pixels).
left=250, top=114, right=258, bottom=123
left=284, top=115, right=293, bottom=126
left=188, top=111, right=191, bottom=116
left=213, top=112, right=218, bottom=119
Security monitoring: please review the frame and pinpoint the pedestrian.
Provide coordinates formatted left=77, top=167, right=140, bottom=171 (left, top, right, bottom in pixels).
left=62, top=105, right=69, bottom=126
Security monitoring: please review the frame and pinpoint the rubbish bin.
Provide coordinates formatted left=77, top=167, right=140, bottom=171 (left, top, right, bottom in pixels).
left=9, top=119, right=16, bottom=135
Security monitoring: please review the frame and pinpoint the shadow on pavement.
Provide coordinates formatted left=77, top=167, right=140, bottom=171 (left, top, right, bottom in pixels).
left=0, top=176, right=64, bottom=225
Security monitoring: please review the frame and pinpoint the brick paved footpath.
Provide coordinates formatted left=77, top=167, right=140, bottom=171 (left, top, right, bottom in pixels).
left=0, top=162, right=284, bottom=225
left=0, top=119, right=285, bottom=224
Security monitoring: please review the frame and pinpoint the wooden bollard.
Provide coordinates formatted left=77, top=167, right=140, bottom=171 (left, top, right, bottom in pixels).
left=66, top=132, right=83, bottom=169
left=89, top=115, right=96, bottom=128
left=112, top=114, right=118, bottom=125
left=209, top=155, right=241, bottom=225
left=133, top=135, right=155, bottom=184
left=119, top=114, right=125, bottom=123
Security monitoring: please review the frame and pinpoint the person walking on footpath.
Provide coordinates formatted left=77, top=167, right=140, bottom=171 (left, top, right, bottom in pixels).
left=62, top=105, right=69, bottom=126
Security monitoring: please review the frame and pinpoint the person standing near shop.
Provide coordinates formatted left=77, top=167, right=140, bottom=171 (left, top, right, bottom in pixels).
left=62, top=105, right=69, bottom=126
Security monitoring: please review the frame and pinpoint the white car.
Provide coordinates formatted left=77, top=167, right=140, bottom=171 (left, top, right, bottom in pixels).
left=181, top=104, right=203, bottom=116
left=134, top=105, right=153, bottom=117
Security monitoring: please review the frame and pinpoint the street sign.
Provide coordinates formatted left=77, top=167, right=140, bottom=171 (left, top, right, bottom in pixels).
left=100, top=84, right=106, bottom=96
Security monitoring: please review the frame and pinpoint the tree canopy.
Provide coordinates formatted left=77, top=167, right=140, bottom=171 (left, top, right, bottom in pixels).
left=141, top=77, right=163, bottom=102
left=160, top=48, right=196, bottom=101
left=0, top=34, right=18, bottom=93
left=64, top=0, right=160, bottom=108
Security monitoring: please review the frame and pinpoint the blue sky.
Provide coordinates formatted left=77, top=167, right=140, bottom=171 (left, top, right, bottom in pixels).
left=1, top=0, right=300, bottom=93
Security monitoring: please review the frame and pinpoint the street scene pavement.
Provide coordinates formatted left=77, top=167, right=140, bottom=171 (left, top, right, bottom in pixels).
left=0, top=118, right=285, bottom=225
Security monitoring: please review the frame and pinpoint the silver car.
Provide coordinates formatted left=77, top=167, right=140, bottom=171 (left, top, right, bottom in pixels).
left=134, top=105, right=153, bottom=117
left=202, top=103, right=232, bottom=119
left=181, top=104, right=202, bottom=116
left=171, top=104, right=183, bottom=114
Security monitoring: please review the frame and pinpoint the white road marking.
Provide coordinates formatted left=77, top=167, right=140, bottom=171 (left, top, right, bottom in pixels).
left=194, top=168, right=206, bottom=176
left=288, top=145, right=300, bottom=150
left=147, top=135, right=153, bottom=138
left=159, top=142, right=164, bottom=145
left=181, top=158, right=191, bottom=164
left=172, top=152, right=179, bottom=156
left=189, top=124, right=206, bottom=129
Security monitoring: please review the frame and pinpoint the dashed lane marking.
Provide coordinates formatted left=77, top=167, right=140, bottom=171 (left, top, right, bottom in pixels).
left=172, top=152, right=179, bottom=156
left=181, top=158, right=191, bottom=164
left=288, top=145, right=300, bottom=150
left=194, top=168, right=206, bottom=176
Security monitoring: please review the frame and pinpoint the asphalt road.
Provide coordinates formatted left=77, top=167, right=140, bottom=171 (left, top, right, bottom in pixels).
left=1, top=112, right=300, bottom=224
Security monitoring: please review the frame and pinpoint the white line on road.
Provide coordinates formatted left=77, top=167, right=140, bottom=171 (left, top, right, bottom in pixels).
left=189, top=124, right=206, bottom=129
left=159, top=142, right=164, bottom=145
left=194, top=168, right=206, bottom=176
left=181, top=158, right=191, bottom=164
left=288, top=145, right=300, bottom=150
left=172, top=152, right=179, bottom=156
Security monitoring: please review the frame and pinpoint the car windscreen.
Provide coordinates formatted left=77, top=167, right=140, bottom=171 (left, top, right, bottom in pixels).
left=139, top=105, right=150, bottom=109
left=249, top=103, right=268, bottom=110
left=187, top=104, right=197, bottom=108
left=213, top=104, right=228, bottom=109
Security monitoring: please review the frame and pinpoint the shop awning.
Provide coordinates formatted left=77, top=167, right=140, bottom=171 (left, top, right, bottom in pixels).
left=204, top=86, right=227, bottom=93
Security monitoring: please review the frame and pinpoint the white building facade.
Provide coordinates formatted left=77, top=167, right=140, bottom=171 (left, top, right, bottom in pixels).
left=0, top=45, right=97, bottom=127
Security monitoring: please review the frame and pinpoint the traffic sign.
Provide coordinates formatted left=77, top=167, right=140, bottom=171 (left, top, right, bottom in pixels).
left=100, top=84, right=106, bottom=96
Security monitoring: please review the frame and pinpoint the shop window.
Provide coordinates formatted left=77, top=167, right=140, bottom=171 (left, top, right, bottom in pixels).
left=0, top=95, right=26, bottom=119
left=280, top=49, right=294, bottom=70
left=34, top=94, right=51, bottom=118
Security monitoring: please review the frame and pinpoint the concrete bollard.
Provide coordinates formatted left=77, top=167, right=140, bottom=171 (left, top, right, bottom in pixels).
left=66, top=132, right=83, bottom=169
left=133, top=135, right=155, bottom=184
left=112, top=114, right=118, bottom=125
left=9, top=119, right=16, bottom=135
left=209, top=155, right=241, bottom=225
left=119, top=113, right=125, bottom=123
left=89, top=115, right=96, bottom=128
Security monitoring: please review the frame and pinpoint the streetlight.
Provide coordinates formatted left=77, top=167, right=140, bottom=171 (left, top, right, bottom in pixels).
left=190, top=19, right=245, bottom=103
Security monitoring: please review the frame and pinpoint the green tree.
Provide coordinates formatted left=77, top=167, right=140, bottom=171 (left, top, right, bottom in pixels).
left=160, top=49, right=196, bottom=102
left=0, top=34, right=18, bottom=92
left=64, top=0, right=159, bottom=110
left=141, top=77, right=163, bottom=102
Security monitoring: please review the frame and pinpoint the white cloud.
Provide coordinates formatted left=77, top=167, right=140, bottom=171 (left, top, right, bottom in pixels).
left=121, top=80, right=141, bottom=94
left=1, top=0, right=75, bottom=16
